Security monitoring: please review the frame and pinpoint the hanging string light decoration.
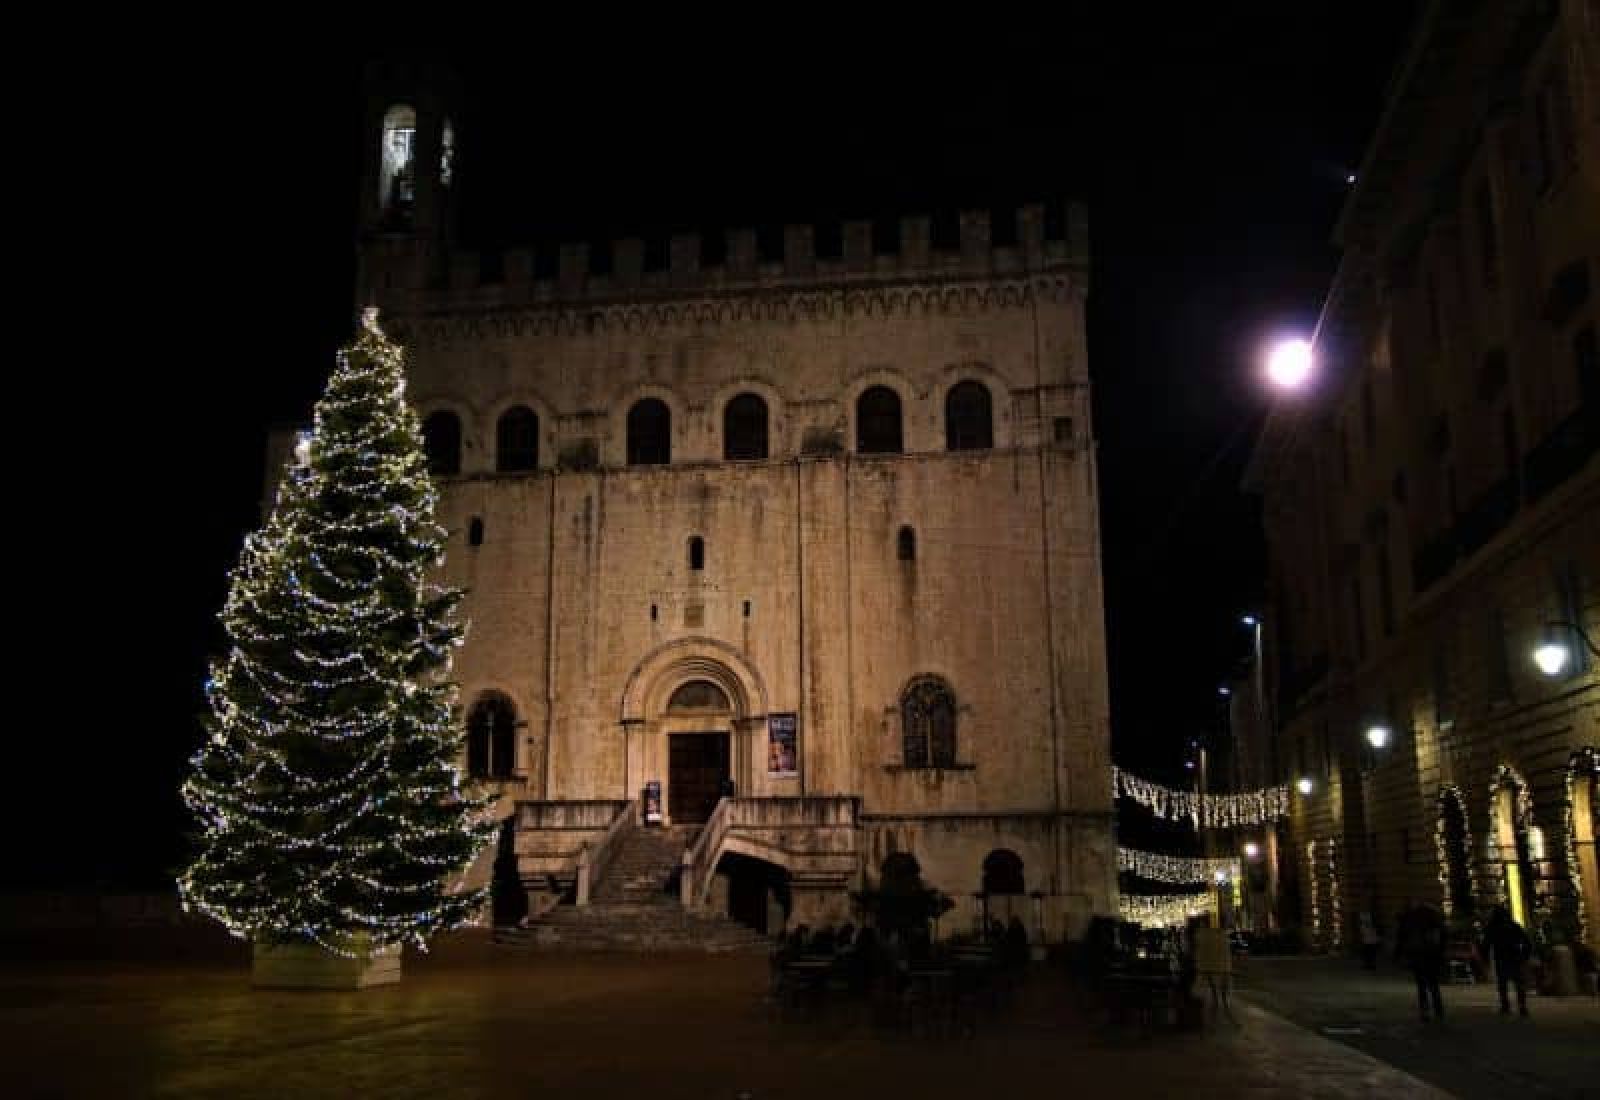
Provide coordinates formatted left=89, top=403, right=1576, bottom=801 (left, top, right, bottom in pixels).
left=1117, top=846, right=1240, bottom=885
left=1112, top=766, right=1292, bottom=828
left=1118, top=892, right=1217, bottom=927
left=179, top=309, right=497, bottom=956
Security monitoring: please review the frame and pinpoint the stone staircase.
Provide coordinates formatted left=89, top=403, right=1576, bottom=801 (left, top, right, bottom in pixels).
left=494, top=825, right=770, bottom=953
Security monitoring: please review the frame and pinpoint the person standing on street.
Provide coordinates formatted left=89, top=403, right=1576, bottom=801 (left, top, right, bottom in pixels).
left=1358, top=911, right=1381, bottom=971
left=1481, top=906, right=1535, bottom=1017
left=1396, top=900, right=1446, bottom=1021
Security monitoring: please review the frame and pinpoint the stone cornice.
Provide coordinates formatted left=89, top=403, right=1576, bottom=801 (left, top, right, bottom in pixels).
left=386, top=272, right=1080, bottom=348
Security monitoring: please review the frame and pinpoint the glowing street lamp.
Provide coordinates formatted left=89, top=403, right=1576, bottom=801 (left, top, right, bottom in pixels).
left=1365, top=724, right=1391, bottom=750
left=1243, top=842, right=1261, bottom=859
left=1531, top=620, right=1599, bottom=678
left=1296, top=777, right=1315, bottom=795
left=1265, top=338, right=1315, bottom=392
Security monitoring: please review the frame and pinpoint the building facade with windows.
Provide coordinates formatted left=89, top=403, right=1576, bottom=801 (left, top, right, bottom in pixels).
left=1246, top=0, right=1599, bottom=956
left=302, top=63, right=1117, bottom=938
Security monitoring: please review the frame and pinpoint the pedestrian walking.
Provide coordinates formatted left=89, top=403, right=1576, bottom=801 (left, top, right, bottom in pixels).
left=1480, top=906, right=1534, bottom=1016
left=1358, top=911, right=1381, bottom=971
left=1191, top=921, right=1235, bottom=1026
left=1396, top=900, right=1446, bottom=1021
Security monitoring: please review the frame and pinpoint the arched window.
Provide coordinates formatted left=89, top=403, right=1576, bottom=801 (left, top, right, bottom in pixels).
left=723, top=393, right=770, bottom=461
left=378, top=104, right=417, bottom=223
left=466, top=693, right=517, bottom=779
left=689, top=536, right=705, bottom=571
left=1490, top=768, right=1537, bottom=927
left=901, top=677, right=956, bottom=768
left=667, top=680, right=730, bottom=711
left=856, top=386, right=903, bottom=454
left=496, top=406, right=539, bottom=471
left=946, top=380, right=994, bottom=451
left=627, top=399, right=671, bottom=465
left=982, top=849, right=1025, bottom=895
left=468, top=517, right=484, bottom=547
left=897, top=526, right=916, bottom=562
left=422, top=410, right=461, bottom=476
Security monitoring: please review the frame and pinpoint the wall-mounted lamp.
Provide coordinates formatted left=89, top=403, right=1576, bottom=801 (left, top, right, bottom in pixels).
left=1296, top=777, right=1315, bottom=795
left=1365, top=724, right=1391, bottom=750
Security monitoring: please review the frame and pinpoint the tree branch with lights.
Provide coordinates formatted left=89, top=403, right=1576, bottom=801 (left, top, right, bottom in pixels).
left=179, top=310, right=495, bottom=956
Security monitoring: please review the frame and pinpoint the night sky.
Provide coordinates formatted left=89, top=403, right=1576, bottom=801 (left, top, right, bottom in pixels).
left=17, top=8, right=1417, bottom=887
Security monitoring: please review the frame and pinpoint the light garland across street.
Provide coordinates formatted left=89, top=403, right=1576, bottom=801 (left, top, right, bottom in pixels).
left=1118, top=892, right=1217, bottom=927
left=1117, top=846, right=1239, bottom=885
left=1112, top=766, right=1292, bottom=828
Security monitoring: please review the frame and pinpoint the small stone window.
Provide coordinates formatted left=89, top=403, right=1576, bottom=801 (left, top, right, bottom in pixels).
left=627, top=399, right=671, bottom=465
left=689, top=536, right=705, bottom=571
left=901, top=677, right=956, bottom=769
left=422, top=410, right=462, bottom=476
left=856, top=386, right=903, bottom=454
left=945, top=380, right=993, bottom=451
left=897, top=526, right=916, bottom=562
left=496, top=406, right=539, bottom=471
left=468, top=517, right=484, bottom=547
left=466, top=693, right=517, bottom=779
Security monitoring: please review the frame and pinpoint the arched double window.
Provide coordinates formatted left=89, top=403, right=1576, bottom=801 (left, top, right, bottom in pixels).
left=466, top=693, right=517, bottom=779
left=946, top=380, right=993, bottom=451
left=422, top=410, right=462, bottom=476
left=857, top=386, right=903, bottom=454
left=901, top=677, right=956, bottom=769
left=627, top=399, right=671, bottom=465
left=724, top=393, right=769, bottom=461
left=496, top=406, right=539, bottom=471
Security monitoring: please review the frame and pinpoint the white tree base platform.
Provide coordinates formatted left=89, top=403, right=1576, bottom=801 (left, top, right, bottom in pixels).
left=252, top=937, right=401, bottom=990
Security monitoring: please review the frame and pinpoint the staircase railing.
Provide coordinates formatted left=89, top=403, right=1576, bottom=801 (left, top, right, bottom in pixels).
left=576, top=799, right=636, bottom=907
left=680, top=797, right=734, bottom=909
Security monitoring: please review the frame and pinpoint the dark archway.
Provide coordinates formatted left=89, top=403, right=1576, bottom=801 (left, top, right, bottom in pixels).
left=422, top=410, right=462, bottom=476
left=945, top=380, right=994, bottom=450
left=627, top=398, right=671, bottom=465
left=723, top=393, right=769, bottom=461
left=982, top=849, right=1025, bottom=895
left=496, top=406, right=539, bottom=471
left=856, top=386, right=903, bottom=453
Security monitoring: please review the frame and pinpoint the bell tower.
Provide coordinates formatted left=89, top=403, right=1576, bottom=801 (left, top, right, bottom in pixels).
left=356, top=60, right=460, bottom=309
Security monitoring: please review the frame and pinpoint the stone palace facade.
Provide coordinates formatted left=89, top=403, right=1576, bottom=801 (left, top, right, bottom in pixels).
left=276, top=65, right=1118, bottom=939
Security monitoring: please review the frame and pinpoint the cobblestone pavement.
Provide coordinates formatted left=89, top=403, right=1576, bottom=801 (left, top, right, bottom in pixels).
left=0, top=940, right=1452, bottom=1099
left=1236, top=955, right=1600, bottom=1100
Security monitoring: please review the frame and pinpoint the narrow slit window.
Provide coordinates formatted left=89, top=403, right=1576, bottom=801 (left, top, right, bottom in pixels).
left=897, top=526, right=916, bottom=562
left=689, top=536, right=705, bottom=571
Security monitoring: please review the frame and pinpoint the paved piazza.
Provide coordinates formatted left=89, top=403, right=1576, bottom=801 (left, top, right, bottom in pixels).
left=0, top=938, right=1455, bottom=1099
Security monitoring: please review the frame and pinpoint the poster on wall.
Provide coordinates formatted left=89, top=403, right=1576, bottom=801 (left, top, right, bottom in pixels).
left=767, top=713, right=798, bottom=776
left=643, top=780, right=662, bottom=824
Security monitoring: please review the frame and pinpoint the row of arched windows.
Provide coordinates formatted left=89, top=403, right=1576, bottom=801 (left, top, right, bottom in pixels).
left=464, top=675, right=963, bottom=778
left=419, top=381, right=998, bottom=477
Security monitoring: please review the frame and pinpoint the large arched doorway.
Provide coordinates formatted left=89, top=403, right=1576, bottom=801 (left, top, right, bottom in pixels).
left=665, top=679, right=732, bottom=823
left=620, top=639, right=770, bottom=826
left=1490, top=766, right=1537, bottom=928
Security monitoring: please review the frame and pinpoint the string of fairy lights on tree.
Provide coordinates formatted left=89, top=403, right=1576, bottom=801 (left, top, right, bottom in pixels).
left=1113, top=766, right=1292, bottom=828
left=1566, top=749, right=1600, bottom=946
left=1118, top=846, right=1239, bottom=885
left=179, top=309, right=497, bottom=957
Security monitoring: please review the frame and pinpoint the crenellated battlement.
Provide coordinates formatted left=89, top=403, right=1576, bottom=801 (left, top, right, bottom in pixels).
left=365, top=202, right=1088, bottom=311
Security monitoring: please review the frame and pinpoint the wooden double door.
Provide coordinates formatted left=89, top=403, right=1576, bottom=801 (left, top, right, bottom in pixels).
left=669, top=732, right=730, bottom=824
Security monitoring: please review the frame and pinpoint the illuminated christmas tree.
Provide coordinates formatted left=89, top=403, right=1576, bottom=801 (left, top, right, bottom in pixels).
left=180, top=310, right=494, bottom=958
